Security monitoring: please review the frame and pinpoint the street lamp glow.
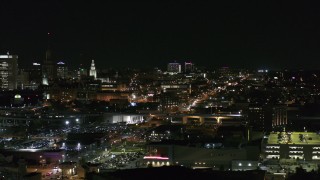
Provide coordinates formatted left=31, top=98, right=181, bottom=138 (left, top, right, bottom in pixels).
left=76, top=118, right=79, bottom=122
left=65, top=120, right=69, bottom=125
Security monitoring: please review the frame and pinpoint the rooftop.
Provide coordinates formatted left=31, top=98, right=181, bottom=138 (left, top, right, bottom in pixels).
left=267, top=132, right=320, bottom=145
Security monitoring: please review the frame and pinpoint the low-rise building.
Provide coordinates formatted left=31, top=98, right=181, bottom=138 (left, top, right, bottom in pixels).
left=262, top=131, right=320, bottom=161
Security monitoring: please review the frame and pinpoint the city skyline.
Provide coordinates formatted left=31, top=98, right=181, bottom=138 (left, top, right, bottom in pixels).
left=1, top=1, right=320, bottom=69
left=2, top=1, right=320, bottom=178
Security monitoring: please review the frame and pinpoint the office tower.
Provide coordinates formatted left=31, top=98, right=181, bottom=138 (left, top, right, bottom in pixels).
left=57, top=61, right=68, bottom=79
left=42, top=33, right=57, bottom=84
left=17, top=69, right=29, bottom=90
left=167, top=62, right=181, bottom=73
left=184, top=62, right=194, bottom=73
left=89, top=60, right=97, bottom=79
left=0, top=53, right=18, bottom=90
left=248, top=104, right=287, bottom=131
left=22, top=62, right=42, bottom=89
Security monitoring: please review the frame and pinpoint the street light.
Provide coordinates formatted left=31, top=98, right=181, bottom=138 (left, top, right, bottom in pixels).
left=65, top=120, right=69, bottom=125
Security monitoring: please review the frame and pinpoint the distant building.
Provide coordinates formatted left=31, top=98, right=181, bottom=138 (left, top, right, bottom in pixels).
left=23, top=62, right=42, bottom=90
left=0, top=149, right=65, bottom=165
left=0, top=54, right=18, bottom=90
left=57, top=61, right=68, bottom=79
left=103, top=113, right=144, bottom=124
left=45, top=83, right=79, bottom=102
left=248, top=104, right=287, bottom=131
left=154, top=92, right=180, bottom=112
left=42, top=48, right=56, bottom=84
left=17, top=69, right=29, bottom=90
left=184, top=62, right=194, bottom=73
left=101, top=82, right=126, bottom=91
left=89, top=60, right=97, bottom=79
left=167, top=62, right=181, bottom=73
left=161, top=84, right=191, bottom=94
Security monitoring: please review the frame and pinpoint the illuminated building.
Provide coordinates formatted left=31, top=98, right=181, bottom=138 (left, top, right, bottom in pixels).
left=161, top=84, right=191, bottom=94
left=57, top=61, right=68, bottom=79
left=101, top=82, right=126, bottom=91
left=184, top=62, right=194, bottom=73
left=89, top=60, right=97, bottom=79
left=263, top=132, right=320, bottom=161
left=167, top=62, right=181, bottom=73
left=103, top=113, right=144, bottom=124
left=0, top=54, right=18, bottom=90
left=154, top=92, right=180, bottom=112
left=20, top=62, right=42, bottom=90
left=248, top=104, right=287, bottom=131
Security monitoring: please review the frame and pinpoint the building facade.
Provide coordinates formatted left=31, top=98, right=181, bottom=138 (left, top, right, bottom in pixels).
left=0, top=54, right=18, bottom=90
left=248, top=104, right=287, bottom=131
left=57, top=61, right=68, bottom=79
left=167, top=62, right=181, bottom=73
left=184, top=62, right=194, bottom=73
left=89, top=60, right=97, bottom=80
left=263, top=132, right=320, bottom=161
left=42, top=49, right=56, bottom=85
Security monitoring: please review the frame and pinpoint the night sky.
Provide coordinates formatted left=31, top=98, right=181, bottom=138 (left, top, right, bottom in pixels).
left=1, top=1, right=320, bottom=70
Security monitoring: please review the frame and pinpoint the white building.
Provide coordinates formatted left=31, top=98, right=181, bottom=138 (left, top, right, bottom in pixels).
left=0, top=54, right=18, bottom=90
left=103, top=113, right=144, bottom=124
left=89, top=60, right=97, bottom=79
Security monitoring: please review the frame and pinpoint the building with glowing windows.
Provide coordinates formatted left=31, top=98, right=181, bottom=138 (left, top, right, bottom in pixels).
left=184, top=62, right=194, bottom=73
left=167, top=62, right=181, bottom=73
left=263, top=132, right=320, bottom=161
left=248, top=104, right=287, bottom=131
left=89, top=60, right=97, bottom=79
left=57, top=61, right=68, bottom=79
left=0, top=54, right=18, bottom=90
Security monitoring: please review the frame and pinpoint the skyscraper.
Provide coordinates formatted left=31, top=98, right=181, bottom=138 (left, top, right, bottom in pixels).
left=42, top=33, right=56, bottom=85
left=57, top=61, right=68, bottom=79
left=184, top=62, right=194, bottom=73
left=167, top=62, right=181, bottom=73
left=0, top=53, right=18, bottom=90
left=89, top=60, right=97, bottom=79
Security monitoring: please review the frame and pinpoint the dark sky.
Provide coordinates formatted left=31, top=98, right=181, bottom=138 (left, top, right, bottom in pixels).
left=1, top=1, right=320, bottom=70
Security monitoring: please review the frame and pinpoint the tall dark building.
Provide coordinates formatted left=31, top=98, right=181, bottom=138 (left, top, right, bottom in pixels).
left=42, top=33, right=56, bottom=85
left=184, top=62, right=194, bottom=73
left=24, top=62, right=42, bottom=89
left=248, top=104, right=287, bottom=131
